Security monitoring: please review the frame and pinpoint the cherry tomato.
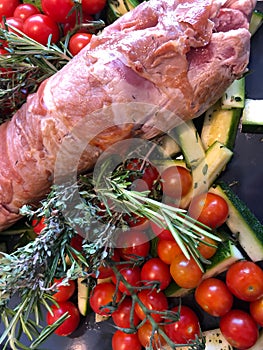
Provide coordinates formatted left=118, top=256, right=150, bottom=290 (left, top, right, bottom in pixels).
left=195, top=278, right=233, bottom=317
left=188, top=192, right=229, bottom=229
left=0, top=47, right=8, bottom=54
left=81, top=0, right=107, bottom=15
left=0, top=0, right=20, bottom=21
left=226, top=260, right=263, bottom=302
left=96, top=250, right=120, bottom=279
left=170, top=254, right=203, bottom=289
left=137, top=321, right=166, bottom=350
left=220, top=309, right=259, bottom=349
left=2, top=16, right=24, bottom=33
left=164, top=305, right=200, bottom=344
left=197, top=234, right=218, bottom=259
left=23, top=14, right=60, bottom=45
left=112, top=297, right=140, bottom=329
left=135, top=289, right=168, bottom=323
left=123, top=213, right=150, bottom=231
left=70, top=234, right=84, bottom=252
left=13, top=4, right=40, bottom=22
left=157, top=239, right=182, bottom=264
left=69, top=32, right=92, bottom=56
left=140, top=257, right=171, bottom=290
left=124, top=158, right=159, bottom=192
left=89, top=282, right=121, bottom=316
left=250, top=297, right=263, bottom=326
left=150, top=221, right=174, bottom=240
left=32, top=217, right=46, bottom=235
left=52, top=277, right=76, bottom=302
left=161, top=165, right=192, bottom=199
left=41, top=0, right=75, bottom=24
left=112, top=265, right=142, bottom=295
left=46, top=301, right=80, bottom=336
left=117, top=229, right=150, bottom=262
left=112, top=330, right=142, bottom=350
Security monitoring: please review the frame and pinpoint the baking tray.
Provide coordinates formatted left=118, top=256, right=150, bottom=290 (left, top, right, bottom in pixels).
left=1, top=3, right=263, bottom=349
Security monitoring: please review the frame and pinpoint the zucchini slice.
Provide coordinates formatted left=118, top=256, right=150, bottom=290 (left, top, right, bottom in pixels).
left=107, top=0, right=140, bottom=22
left=77, top=277, right=90, bottom=316
left=201, top=108, right=241, bottom=150
left=250, top=10, right=263, bottom=36
left=191, top=141, right=233, bottom=198
left=221, top=78, right=245, bottom=109
left=241, top=98, right=263, bottom=133
left=161, top=328, right=234, bottom=349
left=203, top=240, right=243, bottom=279
left=210, top=181, right=263, bottom=262
left=173, top=120, right=206, bottom=169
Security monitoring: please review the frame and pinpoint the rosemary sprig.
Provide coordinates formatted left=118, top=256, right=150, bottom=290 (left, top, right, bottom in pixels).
left=95, top=177, right=221, bottom=269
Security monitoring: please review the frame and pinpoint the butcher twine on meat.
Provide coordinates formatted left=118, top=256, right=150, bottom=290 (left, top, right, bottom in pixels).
left=0, top=0, right=256, bottom=231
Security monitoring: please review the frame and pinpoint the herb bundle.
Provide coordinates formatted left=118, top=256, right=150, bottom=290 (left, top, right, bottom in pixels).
left=0, top=159, right=220, bottom=349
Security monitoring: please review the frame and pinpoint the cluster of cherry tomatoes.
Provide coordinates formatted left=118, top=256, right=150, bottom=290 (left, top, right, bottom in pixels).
left=195, top=261, right=263, bottom=349
left=33, top=159, right=262, bottom=349
left=0, top=0, right=107, bottom=56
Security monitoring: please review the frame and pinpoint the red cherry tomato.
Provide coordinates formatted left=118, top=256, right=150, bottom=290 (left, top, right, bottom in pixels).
left=46, top=301, right=80, bottom=336
left=81, top=0, right=107, bottom=15
left=195, top=278, right=233, bottom=317
left=170, top=253, right=203, bottom=289
left=112, top=297, right=140, bottom=329
left=197, top=234, right=218, bottom=259
left=137, top=321, right=166, bottom=350
left=124, top=158, right=159, bottom=192
left=2, top=17, right=24, bottom=33
left=123, top=213, right=150, bottom=231
left=13, top=4, right=40, bottom=22
left=96, top=249, right=120, bottom=279
left=140, top=257, right=171, bottom=290
left=135, top=289, right=168, bottom=323
left=117, top=229, right=150, bottom=262
left=150, top=221, right=174, bottom=240
left=0, top=0, right=20, bottom=21
left=188, top=192, right=229, bottom=229
left=164, top=305, right=200, bottom=345
left=112, top=265, right=142, bottom=295
left=157, top=238, right=182, bottom=264
left=161, top=165, right=192, bottom=199
left=70, top=234, right=84, bottom=252
left=220, top=309, right=259, bottom=349
left=23, top=14, right=60, bottom=45
left=32, top=217, right=46, bottom=235
left=112, top=330, right=142, bottom=350
left=52, top=277, right=76, bottom=302
left=41, top=0, right=75, bottom=24
left=0, top=47, right=8, bottom=54
left=89, top=282, right=121, bottom=316
left=250, top=297, right=263, bottom=327
left=69, top=32, right=92, bottom=56
left=226, top=260, right=263, bottom=302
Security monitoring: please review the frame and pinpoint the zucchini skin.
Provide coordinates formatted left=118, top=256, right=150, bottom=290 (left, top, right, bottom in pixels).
left=212, top=181, right=263, bottom=262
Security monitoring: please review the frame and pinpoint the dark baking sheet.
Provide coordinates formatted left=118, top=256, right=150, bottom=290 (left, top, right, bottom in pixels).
left=1, top=3, right=263, bottom=350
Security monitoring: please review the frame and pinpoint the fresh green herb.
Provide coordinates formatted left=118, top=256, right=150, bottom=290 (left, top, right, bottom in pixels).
left=0, top=160, right=220, bottom=348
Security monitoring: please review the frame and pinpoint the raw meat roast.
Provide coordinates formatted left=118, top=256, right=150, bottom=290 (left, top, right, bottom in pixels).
left=0, top=0, right=256, bottom=230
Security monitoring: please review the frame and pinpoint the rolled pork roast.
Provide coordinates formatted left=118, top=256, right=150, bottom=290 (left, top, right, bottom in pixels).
left=0, top=0, right=256, bottom=230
